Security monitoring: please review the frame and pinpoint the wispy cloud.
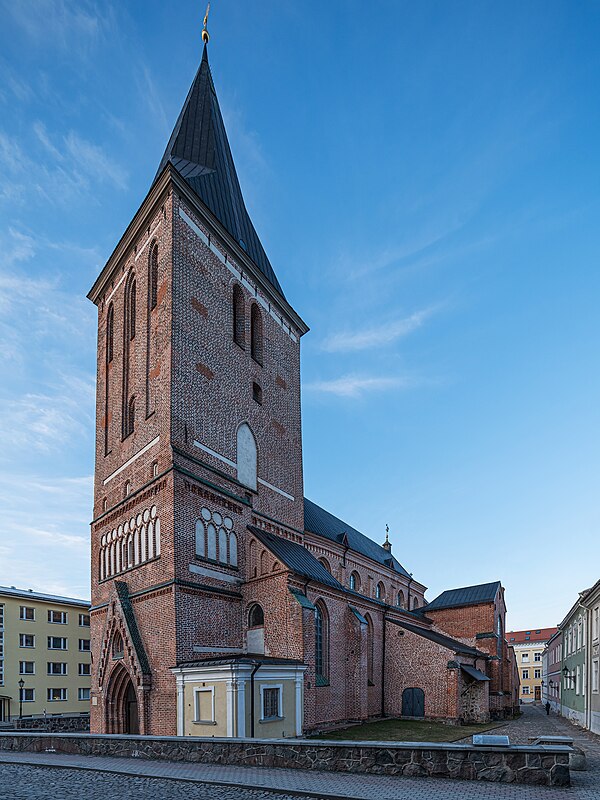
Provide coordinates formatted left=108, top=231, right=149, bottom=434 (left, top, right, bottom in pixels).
left=0, top=0, right=107, bottom=55
left=322, top=306, right=438, bottom=353
left=305, top=374, right=416, bottom=398
left=64, top=130, right=128, bottom=190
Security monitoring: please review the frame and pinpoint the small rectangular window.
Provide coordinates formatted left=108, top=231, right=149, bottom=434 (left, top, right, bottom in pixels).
left=48, top=610, right=68, bottom=624
left=534, top=652, right=541, bottom=662
left=79, top=639, right=91, bottom=652
left=79, top=663, right=91, bottom=676
left=522, top=669, right=529, bottom=679
left=21, top=688, right=35, bottom=702
left=79, top=614, right=90, bottom=627
left=534, top=669, right=541, bottom=679
left=19, top=634, right=35, bottom=648
left=262, top=686, right=281, bottom=720
left=522, top=686, right=530, bottom=695
left=48, top=637, right=67, bottom=650
left=19, top=661, right=35, bottom=675
left=47, top=688, right=67, bottom=702
left=19, top=606, right=35, bottom=621
left=47, top=662, right=68, bottom=675
left=78, top=688, right=91, bottom=701
left=194, top=688, right=215, bottom=723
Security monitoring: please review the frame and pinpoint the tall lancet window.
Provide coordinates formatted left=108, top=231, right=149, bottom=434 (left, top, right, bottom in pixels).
left=146, top=242, right=158, bottom=417
left=233, top=284, right=245, bottom=348
left=250, top=303, right=263, bottom=365
left=237, top=423, right=257, bottom=491
left=122, top=271, right=136, bottom=439
left=104, top=303, right=114, bottom=455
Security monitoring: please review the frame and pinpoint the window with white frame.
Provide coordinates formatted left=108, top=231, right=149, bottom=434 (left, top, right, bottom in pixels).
left=522, top=686, right=530, bottom=695
left=534, top=669, right=541, bottom=679
left=19, top=606, right=35, bottom=621
left=48, top=610, right=68, bottom=624
left=48, top=636, right=67, bottom=650
left=21, top=688, right=34, bottom=702
left=79, top=663, right=91, bottom=676
left=593, top=659, right=599, bottom=693
left=78, top=688, right=91, bottom=701
left=534, top=652, right=541, bottom=662
left=521, top=652, right=529, bottom=662
left=19, top=661, right=35, bottom=675
left=576, top=665, right=581, bottom=694
left=47, top=687, right=67, bottom=702
left=79, top=614, right=90, bottom=627
left=79, top=639, right=91, bottom=652
left=522, top=669, right=529, bottom=679
left=194, top=687, right=215, bottom=723
left=19, top=633, right=35, bottom=648
left=47, top=662, right=67, bottom=675
left=261, top=685, right=282, bottom=720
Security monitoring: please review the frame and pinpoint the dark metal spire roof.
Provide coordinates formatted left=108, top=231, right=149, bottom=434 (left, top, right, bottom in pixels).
left=155, top=45, right=284, bottom=296
left=425, top=581, right=502, bottom=611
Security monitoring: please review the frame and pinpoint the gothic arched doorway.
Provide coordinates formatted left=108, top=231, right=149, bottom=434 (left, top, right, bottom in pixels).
left=106, top=664, right=140, bottom=734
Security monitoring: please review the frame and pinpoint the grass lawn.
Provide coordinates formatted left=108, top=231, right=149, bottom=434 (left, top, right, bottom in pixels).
left=313, top=717, right=503, bottom=743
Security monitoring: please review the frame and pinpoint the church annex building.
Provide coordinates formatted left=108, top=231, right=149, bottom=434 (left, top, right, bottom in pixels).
left=88, top=36, right=519, bottom=737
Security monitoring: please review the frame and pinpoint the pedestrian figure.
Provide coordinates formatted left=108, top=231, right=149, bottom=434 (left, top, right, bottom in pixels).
left=545, top=701, right=551, bottom=715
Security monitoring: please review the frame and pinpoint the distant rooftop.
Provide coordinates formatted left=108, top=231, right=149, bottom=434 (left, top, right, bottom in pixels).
left=424, top=581, right=501, bottom=611
left=507, top=627, right=558, bottom=644
left=0, top=585, right=89, bottom=608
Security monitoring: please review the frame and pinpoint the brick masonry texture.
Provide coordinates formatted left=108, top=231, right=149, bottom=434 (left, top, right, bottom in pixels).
left=0, top=733, right=571, bottom=786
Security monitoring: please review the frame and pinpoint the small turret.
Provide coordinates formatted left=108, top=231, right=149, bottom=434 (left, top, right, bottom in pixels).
left=382, top=524, right=392, bottom=552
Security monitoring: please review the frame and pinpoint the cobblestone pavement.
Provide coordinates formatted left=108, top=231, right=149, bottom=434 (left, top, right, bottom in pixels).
left=1, top=705, right=599, bottom=800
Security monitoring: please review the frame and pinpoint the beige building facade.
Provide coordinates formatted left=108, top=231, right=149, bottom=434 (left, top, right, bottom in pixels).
left=508, top=628, right=557, bottom=704
left=0, top=586, right=91, bottom=722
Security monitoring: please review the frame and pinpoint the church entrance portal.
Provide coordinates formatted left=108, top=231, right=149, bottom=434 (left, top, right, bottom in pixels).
left=107, top=665, right=140, bottom=734
left=402, top=687, right=425, bottom=717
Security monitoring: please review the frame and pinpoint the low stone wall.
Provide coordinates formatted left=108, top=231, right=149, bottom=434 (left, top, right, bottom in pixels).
left=0, top=732, right=571, bottom=786
left=14, top=716, right=90, bottom=733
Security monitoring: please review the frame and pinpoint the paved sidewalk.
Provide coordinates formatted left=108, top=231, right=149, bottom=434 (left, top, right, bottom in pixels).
left=1, top=706, right=600, bottom=799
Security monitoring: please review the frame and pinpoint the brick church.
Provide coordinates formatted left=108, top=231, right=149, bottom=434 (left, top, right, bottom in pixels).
left=88, top=30, right=518, bottom=737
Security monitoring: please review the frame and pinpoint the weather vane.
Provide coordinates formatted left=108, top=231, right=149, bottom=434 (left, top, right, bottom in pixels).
left=385, top=523, right=389, bottom=543
left=202, top=3, right=210, bottom=44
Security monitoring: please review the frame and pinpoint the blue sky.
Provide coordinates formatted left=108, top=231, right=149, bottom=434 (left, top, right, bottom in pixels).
left=0, top=0, right=599, bottom=630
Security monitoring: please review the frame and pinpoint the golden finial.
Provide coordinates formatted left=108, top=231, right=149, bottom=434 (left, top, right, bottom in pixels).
left=385, top=524, right=389, bottom=543
left=202, top=3, right=210, bottom=44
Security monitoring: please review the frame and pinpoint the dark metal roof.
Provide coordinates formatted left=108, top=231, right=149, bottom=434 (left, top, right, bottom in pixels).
left=155, top=45, right=283, bottom=296
left=303, top=498, right=411, bottom=578
left=0, top=584, right=89, bottom=608
left=388, top=618, right=486, bottom=658
left=177, top=654, right=303, bottom=668
left=248, top=525, right=343, bottom=591
left=425, top=581, right=501, bottom=611
left=461, top=664, right=490, bottom=682
left=115, top=581, right=151, bottom=676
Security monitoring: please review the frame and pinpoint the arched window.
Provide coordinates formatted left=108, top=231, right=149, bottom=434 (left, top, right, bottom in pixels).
left=413, top=596, right=419, bottom=610
left=112, top=631, right=124, bottom=659
left=106, top=304, right=114, bottom=364
left=128, top=279, right=136, bottom=340
left=318, top=557, right=331, bottom=573
left=260, top=550, right=268, bottom=575
left=195, top=520, right=206, bottom=558
left=248, top=604, right=264, bottom=628
left=207, top=523, right=217, bottom=561
left=376, top=582, right=385, bottom=601
left=125, top=395, right=135, bottom=437
left=349, top=571, right=360, bottom=592
left=232, top=284, right=245, bottom=347
left=397, top=590, right=405, bottom=608
left=365, top=613, right=374, bottom=685
left=250, top=303, right=263, bottom=364
left=237, top=422, right=257, bottom=491
left=229, top=532, right=238, bottom=567
left=149, top=242, right=158, bottom=310
left=122, top=271, right=136, bottom=439
left=315, top=601, right=329, bottom=683
left=218, top=528, right=227, bottom=563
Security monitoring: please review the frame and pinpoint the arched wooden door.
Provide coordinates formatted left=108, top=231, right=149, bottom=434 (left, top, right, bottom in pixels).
left=402, top=687, right=425, bottom=717
left=106, top=665, right=140, bottom=734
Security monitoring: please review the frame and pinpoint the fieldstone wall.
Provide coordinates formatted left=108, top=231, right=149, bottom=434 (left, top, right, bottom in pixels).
left=14, top=716, right=90, bottom=733
left=0, top=732, right=570, bottom=786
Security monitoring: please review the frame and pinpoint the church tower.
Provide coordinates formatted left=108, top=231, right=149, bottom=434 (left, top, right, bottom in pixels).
left=88, top=34, right=308, bottom=735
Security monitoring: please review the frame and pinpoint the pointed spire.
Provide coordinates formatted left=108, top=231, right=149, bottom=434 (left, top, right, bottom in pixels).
left=155, top=25, right=284, bottom=296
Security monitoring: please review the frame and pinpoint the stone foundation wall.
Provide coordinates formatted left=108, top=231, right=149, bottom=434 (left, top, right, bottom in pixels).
left=14, top=716, right=90, bottom=733
left=0, top=732, right=570, bottom=786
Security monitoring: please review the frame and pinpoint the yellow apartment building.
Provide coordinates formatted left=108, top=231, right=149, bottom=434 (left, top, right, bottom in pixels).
left=0, top=585, right=91, bottom=722
left=508, top=627, right=557, bottom=703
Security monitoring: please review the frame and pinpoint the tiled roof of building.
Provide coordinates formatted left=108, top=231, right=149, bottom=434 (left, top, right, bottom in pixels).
left=507, top=627, right=558, bottom=644
left=248, top=526, right=343, bottom=591
left=388, top=618, right=487, bottom=658
left=0, top=584, right=89, bottom=607
left=424, top=581, right=501, bottom=611
left=155, top=45, right=283, bottom=296
left=303, top=498, right=411, bottom=578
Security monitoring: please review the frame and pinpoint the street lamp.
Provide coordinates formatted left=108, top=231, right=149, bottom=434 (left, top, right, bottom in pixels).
left=18, top=678, right=25, bottom=719
left=562, top=666, right=575, bottom=689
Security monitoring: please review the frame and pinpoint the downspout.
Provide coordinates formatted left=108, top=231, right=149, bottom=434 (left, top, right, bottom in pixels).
left=250, top=661, right=261, bottom=738
left=381, top=608, right=388, bottom=717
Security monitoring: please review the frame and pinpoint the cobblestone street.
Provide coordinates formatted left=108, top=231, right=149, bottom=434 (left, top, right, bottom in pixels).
left=1, top=706, right=599, bottom=799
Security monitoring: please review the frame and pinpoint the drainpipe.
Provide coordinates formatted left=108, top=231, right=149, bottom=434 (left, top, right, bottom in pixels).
left=249, top=661, right=261, bottom=738
left=381, top=609, right=388, bottom=717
